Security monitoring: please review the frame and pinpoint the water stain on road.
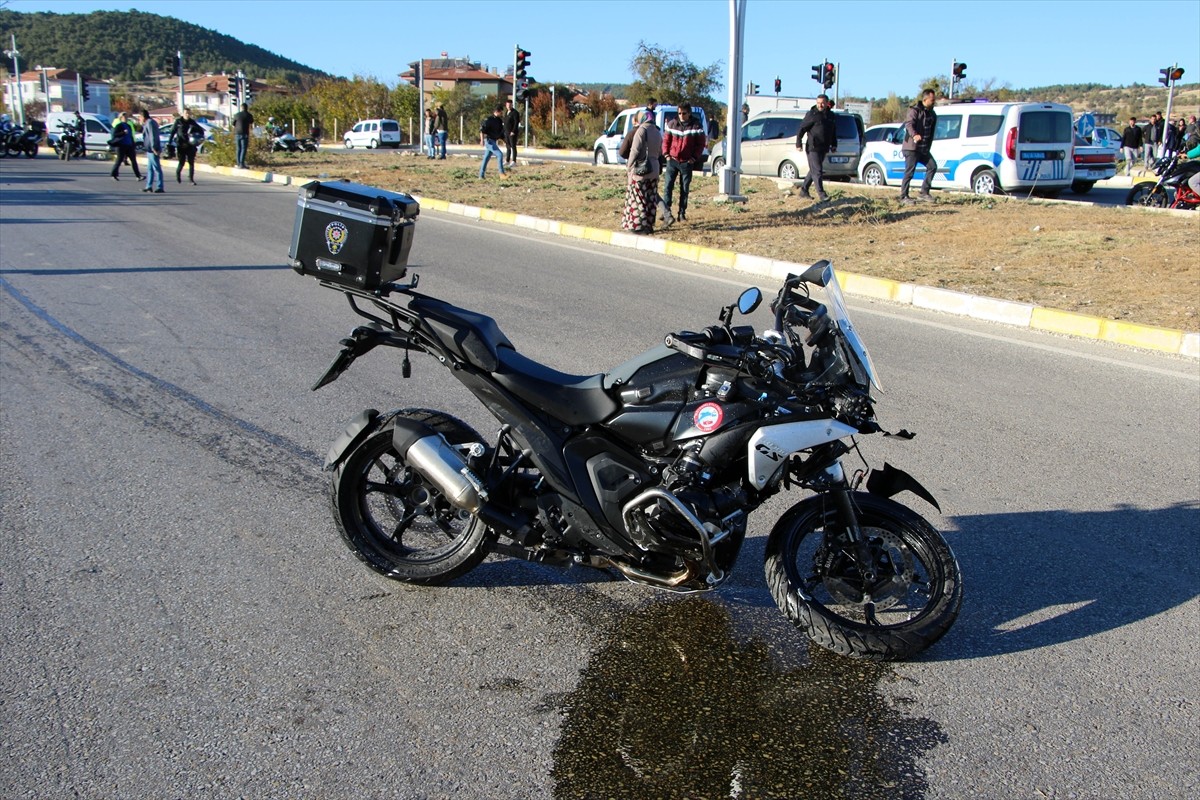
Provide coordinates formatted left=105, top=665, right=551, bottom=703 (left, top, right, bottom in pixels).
left=548, top=595, right=944, bottom=799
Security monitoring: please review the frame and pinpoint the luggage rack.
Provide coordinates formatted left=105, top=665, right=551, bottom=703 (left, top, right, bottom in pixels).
left=317, top=275, right=421, bottom=330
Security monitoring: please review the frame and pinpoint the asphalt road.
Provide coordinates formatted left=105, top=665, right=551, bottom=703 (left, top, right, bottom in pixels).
left=2, top=156, right=1197, bottom=799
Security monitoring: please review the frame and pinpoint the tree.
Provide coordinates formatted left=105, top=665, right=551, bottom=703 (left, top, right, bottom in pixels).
left=627, top=41, right=722, bottom=108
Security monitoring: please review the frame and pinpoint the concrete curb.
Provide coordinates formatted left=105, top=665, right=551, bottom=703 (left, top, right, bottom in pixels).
left=193, top=162, right=1199, bottom=360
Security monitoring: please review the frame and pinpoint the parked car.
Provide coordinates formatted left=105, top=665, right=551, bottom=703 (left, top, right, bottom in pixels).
left=1070, top=133, right=1117, bottom=193
left=707, top=109, right=865, bottom=181
left=342, top=119, right=401, bottom=149
left=864, top=123, right=900, bottom=143
left=857, top=101, right=1077, bottom=195
left=592, top=104, right=710, bottom=166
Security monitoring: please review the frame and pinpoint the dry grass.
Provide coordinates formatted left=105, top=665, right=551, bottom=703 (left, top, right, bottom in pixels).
left=276, top=150, right=1199, bottom=332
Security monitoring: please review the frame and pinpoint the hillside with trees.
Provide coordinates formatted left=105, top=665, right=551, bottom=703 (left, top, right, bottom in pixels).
left=0, top=8, right=325, bottom=86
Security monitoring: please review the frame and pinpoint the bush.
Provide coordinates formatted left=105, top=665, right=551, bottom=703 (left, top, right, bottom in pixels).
left=204, top=131, right=272, bottom=168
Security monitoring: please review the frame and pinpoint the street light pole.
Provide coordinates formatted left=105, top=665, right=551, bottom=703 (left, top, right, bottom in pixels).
left=4, top=34, right=25, bottom=126
left=718, top=0, right=748, bottom=202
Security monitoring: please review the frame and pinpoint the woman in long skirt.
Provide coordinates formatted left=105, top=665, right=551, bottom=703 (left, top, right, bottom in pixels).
left=621, top=112, right=663, bottom=234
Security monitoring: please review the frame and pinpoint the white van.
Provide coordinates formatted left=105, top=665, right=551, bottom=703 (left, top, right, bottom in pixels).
left=45, top=111, right=112, bottom=151
left=342, top=119, right=401, bottom=149
left=592, top=105, right=710, bottom=166
left=857, top=102, right=1076, bottom=194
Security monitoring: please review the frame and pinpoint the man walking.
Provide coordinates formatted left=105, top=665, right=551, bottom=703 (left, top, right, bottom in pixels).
left=232, top=103, right=253, bottom=169
left=479, top=106, right=506, bottom=178
left=795, top=94, right=837, bottom=202
left=1120, top=117, right=1144, bottom=176
left=898, top=88, right=938, bottom=204
left=661, top=105, right=706, bottom=222
left=503, top=98, right=520, bottom=166
left=140, top=110, right=164, bottom=193
left=109, top=112, right=142, bottom=181
left=1146, top=112, right=1162, bottom=169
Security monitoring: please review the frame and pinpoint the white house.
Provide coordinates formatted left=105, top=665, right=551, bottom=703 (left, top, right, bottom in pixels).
left=3, top=68, right=109, bottom=121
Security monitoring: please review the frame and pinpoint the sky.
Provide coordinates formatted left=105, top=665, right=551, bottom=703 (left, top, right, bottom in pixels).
left=9, top=0, right=1200, bottom=104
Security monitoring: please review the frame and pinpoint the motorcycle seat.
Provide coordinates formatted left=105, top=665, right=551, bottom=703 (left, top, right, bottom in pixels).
left=494, top=347, right=619, bottom=426
left=407, top=295, right=618, bottom=426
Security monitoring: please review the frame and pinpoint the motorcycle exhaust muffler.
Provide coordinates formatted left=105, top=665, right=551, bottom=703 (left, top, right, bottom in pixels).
left=391, top=419, right=486, bottom=512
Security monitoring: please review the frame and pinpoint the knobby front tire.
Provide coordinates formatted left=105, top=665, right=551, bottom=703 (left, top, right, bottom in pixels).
left=764, top=492, right=962, bottom=661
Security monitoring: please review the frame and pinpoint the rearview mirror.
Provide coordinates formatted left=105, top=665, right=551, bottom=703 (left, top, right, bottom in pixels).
left=738, top=287, right=762, bottom=315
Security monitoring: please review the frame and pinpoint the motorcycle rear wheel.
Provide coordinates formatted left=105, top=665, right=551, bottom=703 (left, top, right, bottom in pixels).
left=331, top=409, right=490, bottom=585
left=1126, top=183, right=1169, bottom=207
left=764, top=492, right=962, bottom=661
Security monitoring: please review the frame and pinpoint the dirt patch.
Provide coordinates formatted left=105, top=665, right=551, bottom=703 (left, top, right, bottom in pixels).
left=275, top=150, right=1198, bottom=332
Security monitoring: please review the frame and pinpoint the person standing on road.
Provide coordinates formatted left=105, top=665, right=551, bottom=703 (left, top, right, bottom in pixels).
left=503, top=98, right=520, bottom=166
left=795, top=94, right=838, bottom=202
left=478, top=106, right=507, bottom=178
left=1120, top=117, right=1144, bottom=176
left=1186, top=115, right=1199, bottom=141
left=1146, top=112, right=1163, bottom=168
left=435, top=103, right=448, bottom=159
left=898, top=89, right=938, bottom=204
left=661, top=104, right=706, bottom=222
left=109, top=112, right=142, bottom=181
left=72, top=110, right=86, bottom=159
left=619, top=111, right=663, bottom=234
left=140, top=110, right=164, bottom=194
left=232, top=103, right=253, bottom=169
left=172, top=108, right=203, bottom=185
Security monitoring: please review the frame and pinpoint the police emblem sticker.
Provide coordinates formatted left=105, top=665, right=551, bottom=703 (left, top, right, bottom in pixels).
left=693, top=402, right=724, bottom=433
left=325, top=221, right=348, bottom=255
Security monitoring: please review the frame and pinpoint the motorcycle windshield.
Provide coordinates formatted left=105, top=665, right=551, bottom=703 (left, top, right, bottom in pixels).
left=817, top=263, right=881, bottom=391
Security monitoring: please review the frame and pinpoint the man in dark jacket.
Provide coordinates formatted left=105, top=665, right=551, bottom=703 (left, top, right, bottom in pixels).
left=232, top=103, right=253, bottom=168
left=503, top=98, right=520, bottom=165
left=661, top=105, right=707, bottom=222
left=109, top=111, right=142, bottom=181
left=1120, top=117, right=1144, bottom=176
left=899, top=89, right=938, bottom=204
left=795, top=94, right=837, bottom=201
left=479, top=106, right=507, bottom=178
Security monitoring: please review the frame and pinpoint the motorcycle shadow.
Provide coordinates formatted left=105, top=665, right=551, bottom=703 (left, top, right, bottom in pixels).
left=938, top=500, right=1200, bottom=661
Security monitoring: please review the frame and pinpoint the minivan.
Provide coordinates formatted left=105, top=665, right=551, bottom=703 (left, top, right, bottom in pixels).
left=707, top=109, right=866, bottom=180
left=45, top=111, right=112, bottom=151
left=342, top=119, right=401, bottom=149
left=857, top=102, right=1076, bottom=194
left=592, top=104, right=710, bottom=166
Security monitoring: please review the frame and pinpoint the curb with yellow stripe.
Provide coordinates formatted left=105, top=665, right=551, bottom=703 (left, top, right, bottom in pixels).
left=198, top=163, right=1200, bottom=360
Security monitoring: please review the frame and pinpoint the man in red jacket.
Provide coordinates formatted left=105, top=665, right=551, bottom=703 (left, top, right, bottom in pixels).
left=661, top=105, right=707, bottom=223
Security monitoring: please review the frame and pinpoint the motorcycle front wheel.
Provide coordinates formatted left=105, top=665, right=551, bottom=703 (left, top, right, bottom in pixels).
left=764, top=492, right=962, bottom=661
left=1126, top=183, right=1169, bottom=207
left=330, top=409, right=491, bottom=585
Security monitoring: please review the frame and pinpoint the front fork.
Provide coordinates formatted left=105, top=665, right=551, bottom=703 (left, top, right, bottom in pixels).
left=823, top=462, right=879, bottom=585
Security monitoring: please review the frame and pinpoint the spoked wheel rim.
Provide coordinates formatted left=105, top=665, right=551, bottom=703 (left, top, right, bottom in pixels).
left=787, top=518, right=943, bottom=629
left=353, top=444, right=476, bottom=564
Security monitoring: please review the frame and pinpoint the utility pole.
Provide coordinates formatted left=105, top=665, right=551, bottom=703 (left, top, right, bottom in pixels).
left=177, top=50, right=185, bottom=113
left=4, top=34, right=24, bottom=126
left=718, top=0, right=748, bottom=202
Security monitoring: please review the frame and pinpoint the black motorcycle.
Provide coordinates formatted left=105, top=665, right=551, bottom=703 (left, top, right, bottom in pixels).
left=291, top=181, right=962, bottom=661
left=53, top=121, right=86, bottom=161
left=1126, top=153, right=1200, bottom=210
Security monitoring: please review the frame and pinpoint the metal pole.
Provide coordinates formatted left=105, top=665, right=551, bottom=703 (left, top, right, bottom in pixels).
left=718, top=0, right=747, bottom=200
left=835, top=61, right=840, bottom=106
left=551, top=85, right=556, bottom=136
left=177, top=50, right=184, bottom=113
left=5, top=34, right=24, bottom=126
left=417, top=59, right=426, bottom=155
left=948, top=58, right=954, bottom=100
left=1163, top=64, right=1178, bottom=152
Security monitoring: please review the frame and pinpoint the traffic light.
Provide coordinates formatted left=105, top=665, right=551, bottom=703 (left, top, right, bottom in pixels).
left=82, top=82, right=90, bottom=102
left=811, top=64, right=822, bottom=84
left=822, top=62, right=835, bottom=90
left=953, top=62, right=967, bottom=81
left=515, top=48, right=530, bottom=82
left=174, top=53, right=182, bottom=77
left=516, top=79, right=529, bottom=102
left=1159, top=66, right=1185, bottom=86
left=774, top=77, right=781, bottom=94
left=749, top=82, right=759, bottom=95
left=243, top=82, right=252, bottom=106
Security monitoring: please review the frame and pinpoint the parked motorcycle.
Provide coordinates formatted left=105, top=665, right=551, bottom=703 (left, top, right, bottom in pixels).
left=53, top=121, right=86, bottom=160
left=291, top=182, right=962, bottom=661
left=1126, top=153, right=1200, bottom=210
left=297, top=137, right=319, bottom=153
left=4, top=121, right=43, bottom=158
